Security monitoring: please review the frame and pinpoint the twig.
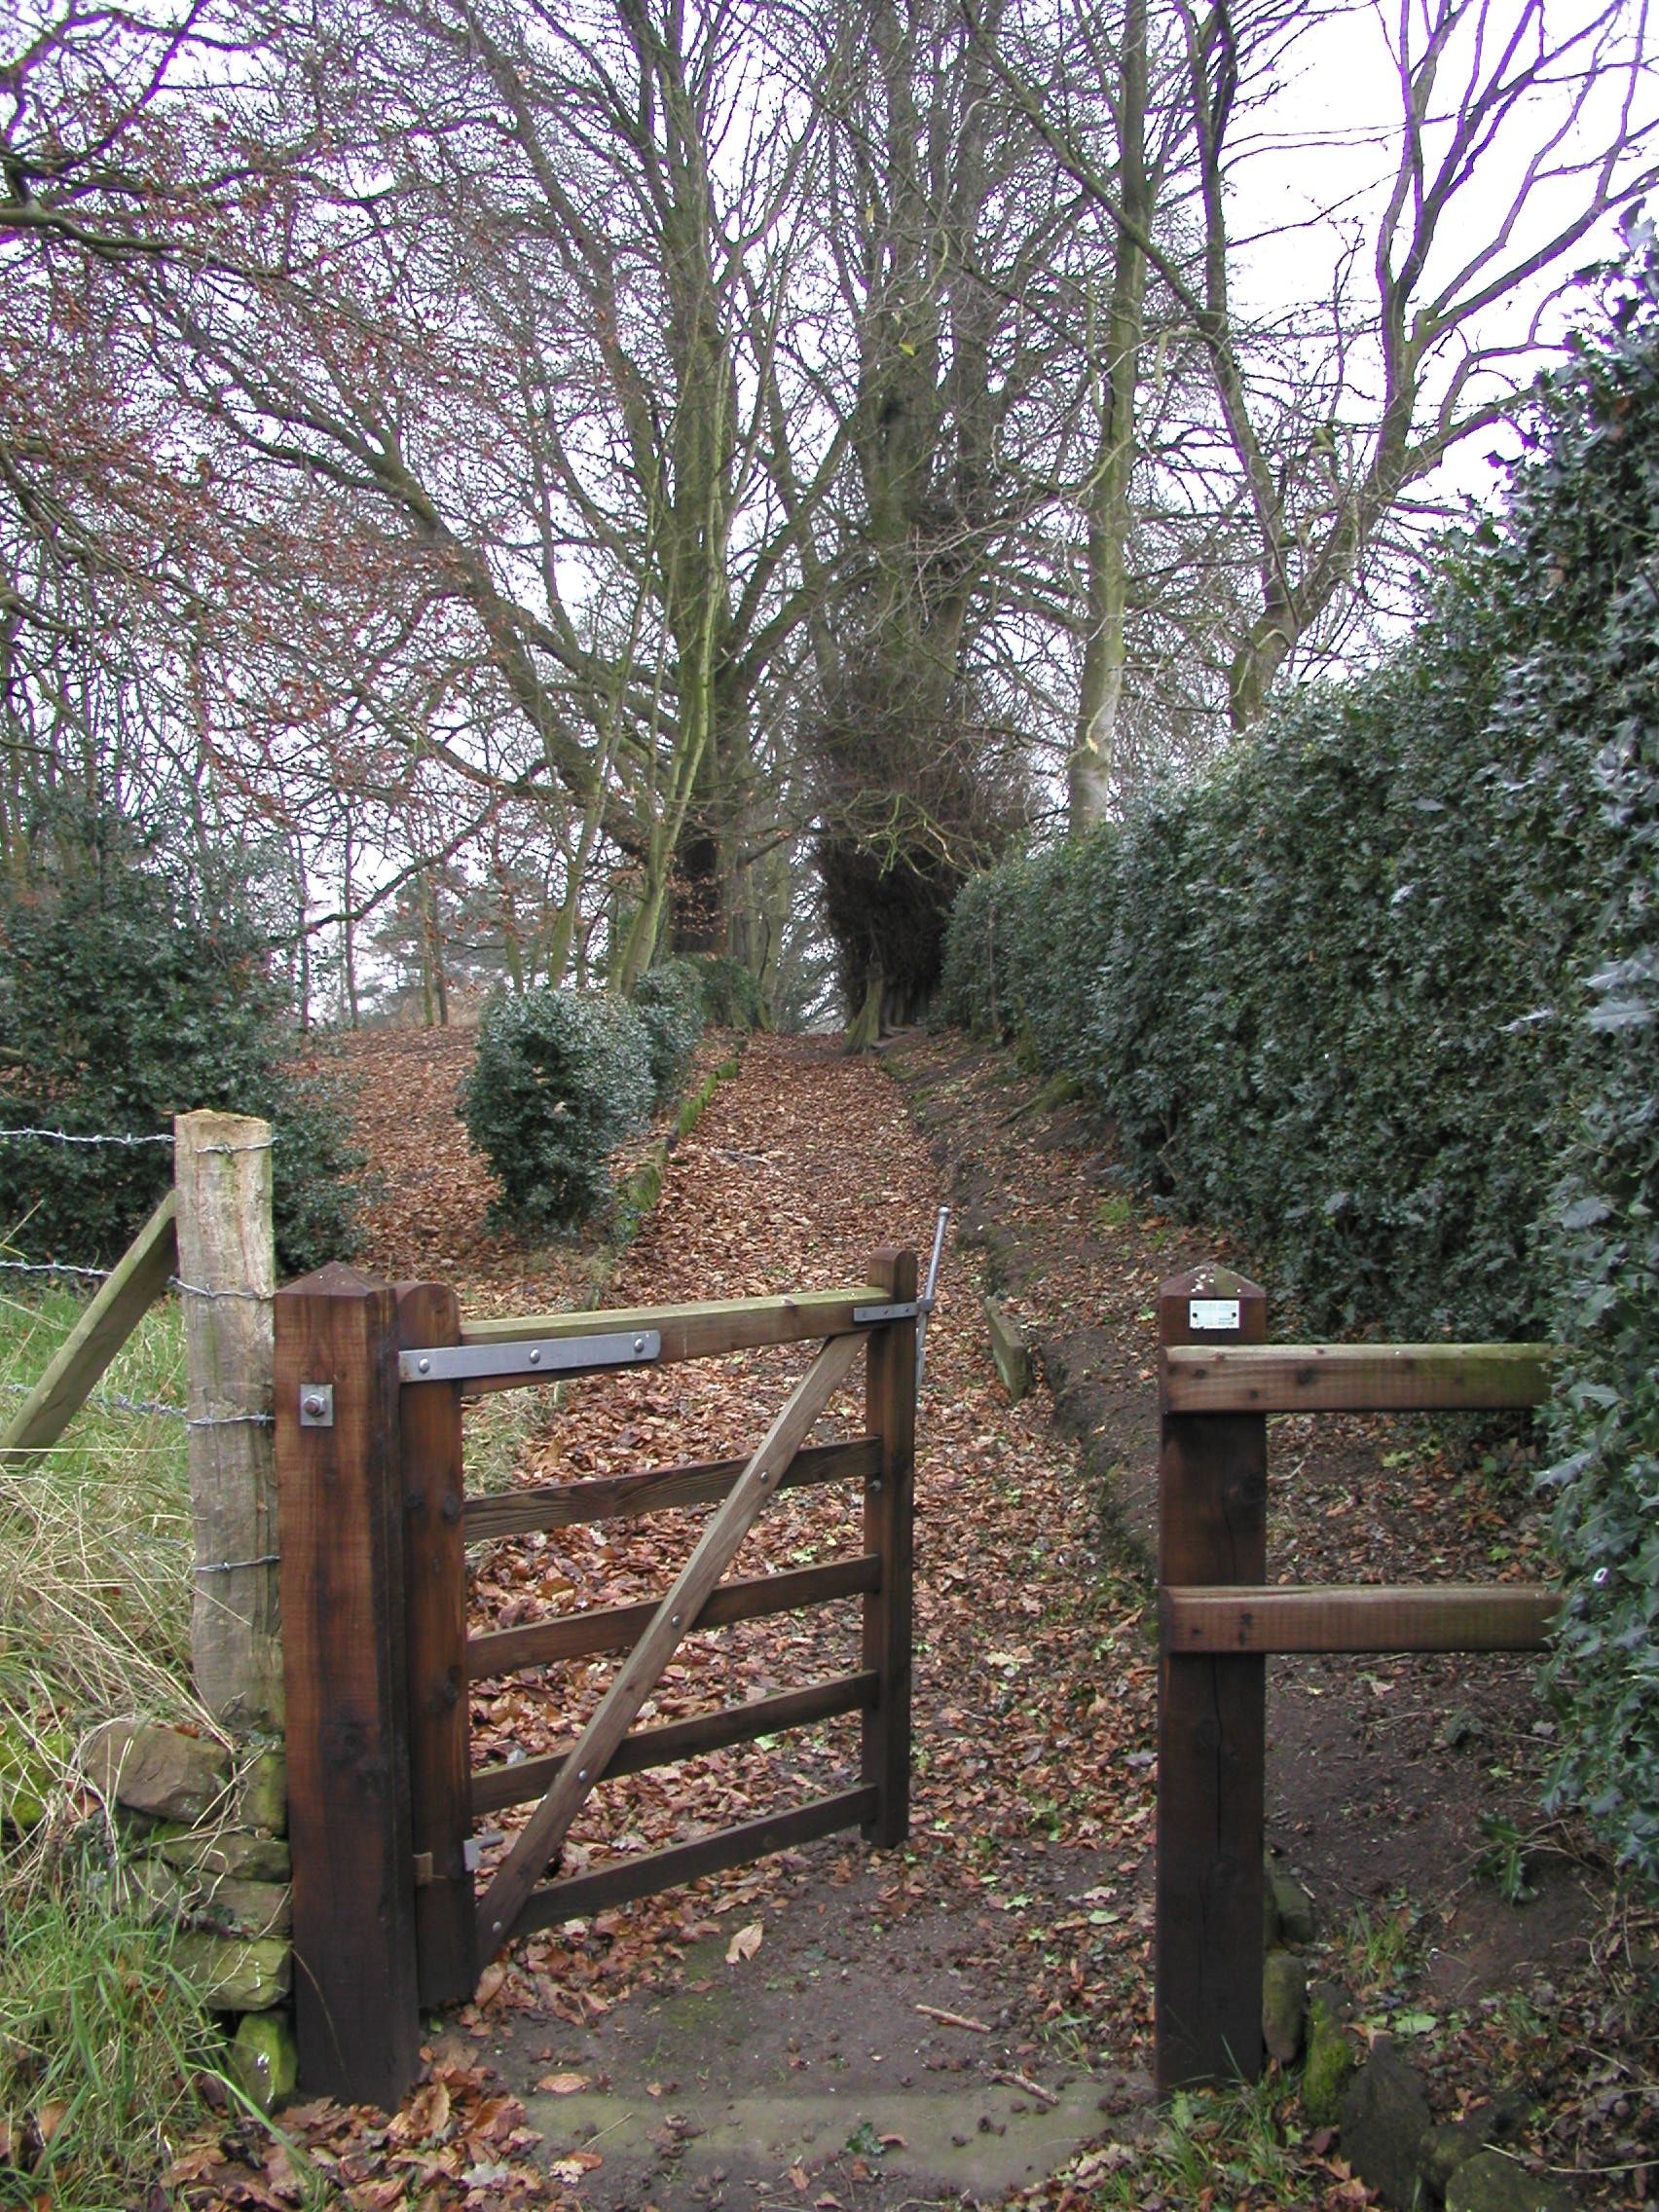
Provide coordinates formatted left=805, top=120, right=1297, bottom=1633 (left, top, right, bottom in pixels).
left=914, top=2004, right=991, bottom=2034
left=990, top=2068, right=1059, bottom=2108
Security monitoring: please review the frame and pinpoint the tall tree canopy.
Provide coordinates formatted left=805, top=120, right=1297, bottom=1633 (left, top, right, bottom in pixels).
left=4, top=0, right=1652, bottom=1027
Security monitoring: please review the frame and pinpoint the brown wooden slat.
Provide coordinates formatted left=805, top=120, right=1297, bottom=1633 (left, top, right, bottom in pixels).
left=1161, top=1583, right=1559, bottom=1654
left=1161, top=1341, right=1555, bottom=1416
left=456, top=1287, right=886, bottom=1392
left=504, top=1786, right=880, bottom=1936
left=468, top=1555, right=882, bottom=1680
left=463, top=1438, right=880, bottom=1541
left=469, top=1672, right=879, bottom=1815
left=477, top=1332, right=866, bottom=1953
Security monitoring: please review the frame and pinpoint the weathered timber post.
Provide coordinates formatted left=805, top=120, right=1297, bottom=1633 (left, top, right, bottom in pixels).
left=396, top=1281, right=478, bottom=2007
left=275, top=1266, right=421, bottom=2108
left=862, top=1246, right=917, bottom=1849
left=1155, top=1264, right=1268, bottom=2093
left=175, top=1112, right=281, bottom=1730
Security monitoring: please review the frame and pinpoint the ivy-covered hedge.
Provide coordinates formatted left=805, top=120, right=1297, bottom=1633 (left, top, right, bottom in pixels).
left=943, top=617, right=1600, bottom=1339
left=460, top=988, right=653, bottom=1232
left=941, top=227, right=1659, bottom=1880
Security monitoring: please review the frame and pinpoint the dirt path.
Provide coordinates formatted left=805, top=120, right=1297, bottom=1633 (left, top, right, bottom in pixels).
left=289, top=1020, right=1648, bottom=2212
left=416, top=1033, right=1159, bottom=2211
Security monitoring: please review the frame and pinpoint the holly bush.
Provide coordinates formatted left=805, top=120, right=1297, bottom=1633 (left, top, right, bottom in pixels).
left=686, top=954, right=766, bottom=1032
left=632, top=959, right=705, bottom=1106
left=0, top=816, right=364, bottom=1275
left=459, top=987, right=653, bottom=1232
left=941, top=221, right=1659, bottom=1882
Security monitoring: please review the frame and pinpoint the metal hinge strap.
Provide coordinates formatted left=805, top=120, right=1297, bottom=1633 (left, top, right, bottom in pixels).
left=398, top=1330, right=661, bottom=1384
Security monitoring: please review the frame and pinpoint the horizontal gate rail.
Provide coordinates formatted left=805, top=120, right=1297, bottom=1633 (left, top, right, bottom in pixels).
left=467, top=1554, right=883, bottom=1677
left=1154, top=1265, right=1563, bottom=2099
left=464, top=1437, right=881, bottom=1540
left=452, top=1285, right=889, bottom=1392
left=470, top=1670, right=880, bottom=1815
left=1161, top=1340, right=1555, bottom=1415
left=510, top=1786, right=880, bottom=1938
left=1161, top=1582, right=1558, bottom=1655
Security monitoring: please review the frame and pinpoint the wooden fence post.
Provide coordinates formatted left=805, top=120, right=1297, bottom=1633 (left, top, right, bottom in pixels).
left=1155, top=1265, right=1268, bottom=2093
left=862, top=1246, right=917, bottom=1850
left=174, top=1112, right=281, bottom=1732
left=396, top=1281, right=478, bottom=2007
left=275, top=1265, right=421, bottom=2109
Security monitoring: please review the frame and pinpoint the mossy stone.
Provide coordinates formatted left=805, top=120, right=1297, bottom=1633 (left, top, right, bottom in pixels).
left=1270, top=1867, right=1317, bottom=1946
left=0, top=1726, right=69, bottom=1829
left=185, top=1877, right=292, bottom=1940
left=1445, top=2149, right=1572, bottom=2212
left=171, top=1934, right=290, bottom=2010
left=1302, top=1989, right=1360, bottom=2126
left=236, top=1751, right=287, bottom=1836
left=1263, top=1947, right=1308, bottom=2063
left=229, top=2011, right=298, bottom=2114
left=163, top=1830, right=291, bottom=1881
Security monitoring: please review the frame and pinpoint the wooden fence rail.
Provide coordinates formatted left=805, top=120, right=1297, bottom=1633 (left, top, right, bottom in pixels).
left=276, top=1252, right=919, bottom=2111
left=1155, top=1266, right=1560, bottom=2095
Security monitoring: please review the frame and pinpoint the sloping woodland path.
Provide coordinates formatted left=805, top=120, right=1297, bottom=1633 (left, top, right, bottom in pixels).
left=409, top=1031, right=1161, bottom=2212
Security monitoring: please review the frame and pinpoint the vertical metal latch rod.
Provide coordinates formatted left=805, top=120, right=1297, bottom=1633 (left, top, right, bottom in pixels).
left=917, top=1203, right=950, bottom=1392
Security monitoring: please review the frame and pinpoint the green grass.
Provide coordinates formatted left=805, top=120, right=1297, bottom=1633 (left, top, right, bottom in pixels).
left=0, top=1285, right=227, bottom=2205
left=0, top=1889, right=220, bottom=2206
left=0, top=1287, right=199, bottom=1728
left=1081, top=2076, right=1307, bottom=2206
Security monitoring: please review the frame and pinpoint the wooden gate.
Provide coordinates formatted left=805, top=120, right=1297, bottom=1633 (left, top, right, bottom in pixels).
left=275, top=1250, right=918, bottom=2110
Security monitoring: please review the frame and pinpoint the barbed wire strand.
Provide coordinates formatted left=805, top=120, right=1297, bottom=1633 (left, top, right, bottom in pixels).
left=0, top=1126, right=173, bottom=1148
left=194, top=1551, right=281, bottom=1576
left=171, top=1278, right=270, bottom=1304
left=0, top=1258, right=111, bottom=1280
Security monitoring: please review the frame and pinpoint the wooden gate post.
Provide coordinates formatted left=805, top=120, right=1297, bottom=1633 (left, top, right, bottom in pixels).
left=1155, top=1265, right=1268, bottom=2093
left=275, top=1265, right=421, bottom=2109
left=862, top=1246, right=917, bottom=1849
left=175, top=1111, right=281, bottom=1731
left=396, top=1282, right=478, bottom=2007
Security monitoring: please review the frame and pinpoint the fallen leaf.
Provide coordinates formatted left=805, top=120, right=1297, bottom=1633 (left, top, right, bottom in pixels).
left=534, top=2073, right=589, bottom=2096
left=473, top=1962, right=508, bottom=2008
left=550, top=2151, right=604, bottom=2183
left=725, top=1922, right=762, bottom=1966
left=34, top=2102, right=68, bottom=2149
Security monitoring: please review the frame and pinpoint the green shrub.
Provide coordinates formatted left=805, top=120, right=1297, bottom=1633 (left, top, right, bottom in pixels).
left=459, top=987, right=653, bottom=1231
left=632, top=958, right=706, bottom=1105
left=0, top=809, right=364, bottom=1275
left=686, top=953, right=766, bottom=1032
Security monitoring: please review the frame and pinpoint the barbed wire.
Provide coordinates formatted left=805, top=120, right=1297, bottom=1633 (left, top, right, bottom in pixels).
left=2, top=1382, right=271, bottom=1428
left=0, top=1257, right=110, bottom=1280
left=0, top=1125, right=173, bottom=1148
left=171, top=1277, right=270, bottom=1304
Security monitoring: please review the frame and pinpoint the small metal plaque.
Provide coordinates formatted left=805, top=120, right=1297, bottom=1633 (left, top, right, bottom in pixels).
left=1188, top=1299, right=1240, bottom=1333
left=298, top=1382, right=335, bottom=1427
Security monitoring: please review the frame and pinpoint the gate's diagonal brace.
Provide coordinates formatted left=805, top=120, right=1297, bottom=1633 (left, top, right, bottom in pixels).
left=476, top=1329, right=866, bottom=1955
